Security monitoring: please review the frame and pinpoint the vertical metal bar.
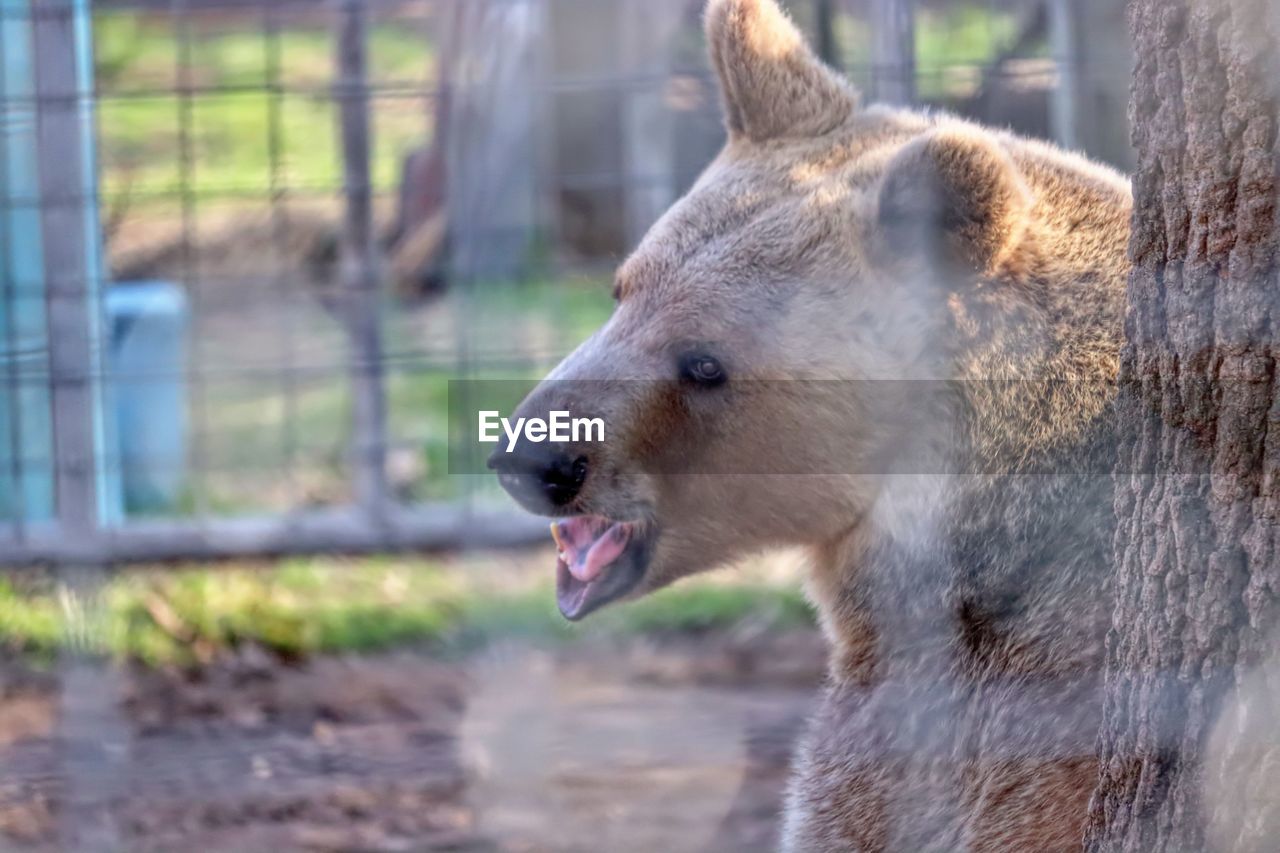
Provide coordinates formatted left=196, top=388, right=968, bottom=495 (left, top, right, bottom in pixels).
left=442, top=0, right=479, bottom=516
left=1047, top=0, right=1079, bottom=150
left=814, top=0, right=838, bottom=69
left=870, top=0, right=914, bottom=105
left=620, top=0, right=680, bottom=247
left=527, top=0, right=561, bottom=276
left=334, top=0, right=390, bottom=519
left=33, top=6, right=125, bottom=851
left=263, top=1, right=299, bottom=508
left=173, top=0, right=207, bottom=521
left=33, top=0, right=101, bottom=537
left=0, top=4, right=28, bottom=537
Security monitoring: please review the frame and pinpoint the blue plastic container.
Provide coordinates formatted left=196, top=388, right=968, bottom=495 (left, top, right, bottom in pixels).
left=106, top=283, right=189, bottom=514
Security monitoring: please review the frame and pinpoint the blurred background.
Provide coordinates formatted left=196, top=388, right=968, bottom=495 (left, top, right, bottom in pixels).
left=0, top=1, right=1132, bottom=849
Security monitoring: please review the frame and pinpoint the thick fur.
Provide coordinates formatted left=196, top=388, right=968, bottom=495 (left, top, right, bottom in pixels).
left=517, top=1, right=1132, bottom=848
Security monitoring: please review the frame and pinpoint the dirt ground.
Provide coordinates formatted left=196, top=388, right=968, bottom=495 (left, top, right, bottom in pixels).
left=0, top=629, right=824, bottom=852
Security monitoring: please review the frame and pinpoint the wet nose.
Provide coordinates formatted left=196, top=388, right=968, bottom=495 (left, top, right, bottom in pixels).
left=488, top=443, right=588, bottom=511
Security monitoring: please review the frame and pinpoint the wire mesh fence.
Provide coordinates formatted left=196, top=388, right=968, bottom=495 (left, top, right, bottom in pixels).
left=0, top=1, right=1143, bottom=850
left=0, top=0, right=1128, bottom=566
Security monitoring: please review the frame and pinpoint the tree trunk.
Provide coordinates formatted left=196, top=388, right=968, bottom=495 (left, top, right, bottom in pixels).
left=1087, top=1, right=1280, bottom=851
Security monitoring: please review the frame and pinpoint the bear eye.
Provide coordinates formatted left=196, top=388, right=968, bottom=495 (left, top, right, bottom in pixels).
left=680, top=353, right=727, bottom=387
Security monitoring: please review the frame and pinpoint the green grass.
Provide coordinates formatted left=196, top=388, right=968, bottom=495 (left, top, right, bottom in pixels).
left=0, top=558, right=814, bottom=667
left=182, top=277, right=614, bottom=512
left=94, top=10, right=436, bottom=201
left=93, top=4, right=1029, bottom=201
left=107, top=558, right=466, bottom=664
left=0, top=578, right=62, bottom=660
left=836, top=3, right=1027, bottom=102
left=913, top=5, right=1025, bottom=101
left=914, top=5, right=1023, bottom=71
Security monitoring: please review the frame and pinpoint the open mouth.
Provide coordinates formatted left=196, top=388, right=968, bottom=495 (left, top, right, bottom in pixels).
left=550, top=516, right=651, bottom=620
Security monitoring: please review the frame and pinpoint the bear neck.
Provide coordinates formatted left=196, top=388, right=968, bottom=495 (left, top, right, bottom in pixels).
left=812, top=370, right=1119, bottom=687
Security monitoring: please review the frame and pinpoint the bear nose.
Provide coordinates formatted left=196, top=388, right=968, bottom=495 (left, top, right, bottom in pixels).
left=488, top=444, right=588, bottom=511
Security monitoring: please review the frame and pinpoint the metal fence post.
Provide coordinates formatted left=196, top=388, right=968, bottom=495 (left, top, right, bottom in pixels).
left=621, top=0, right=684, bottom=247
left=870, top=0, right=915, bottom=105
left=34, top=4, right=126, bottom=850
left=334, top=0, right=390, bottom=520
left=814, top=0, right=838, bottom=68
left=1047, top=0, right=1080, bottom=150
left=34, top=0, right=106, bottom=537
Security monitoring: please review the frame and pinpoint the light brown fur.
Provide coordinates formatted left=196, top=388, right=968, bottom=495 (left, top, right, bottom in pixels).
left=511, top=0, right=1132, bottom=848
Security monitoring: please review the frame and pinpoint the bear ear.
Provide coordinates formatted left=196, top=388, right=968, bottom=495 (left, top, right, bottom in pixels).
left=705, top=0, right=858, bottom=143
left=877, top=128, right=1033, bottom=276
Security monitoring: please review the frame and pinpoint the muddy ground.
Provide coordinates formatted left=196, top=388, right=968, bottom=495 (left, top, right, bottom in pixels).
left=0, top=630, right=824, bottom=852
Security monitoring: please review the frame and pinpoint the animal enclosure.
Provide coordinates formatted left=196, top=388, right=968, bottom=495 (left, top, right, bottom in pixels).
left=0, top=0, right=1126, bottom=567
left=0, top=1, right=1137, bottom=849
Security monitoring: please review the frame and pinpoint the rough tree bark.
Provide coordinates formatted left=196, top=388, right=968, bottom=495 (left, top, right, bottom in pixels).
left=1086, top=1, right=1280, bottom=851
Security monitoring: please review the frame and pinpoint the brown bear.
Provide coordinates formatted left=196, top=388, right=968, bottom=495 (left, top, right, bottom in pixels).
left=491, top=0, right=1131, bottom=848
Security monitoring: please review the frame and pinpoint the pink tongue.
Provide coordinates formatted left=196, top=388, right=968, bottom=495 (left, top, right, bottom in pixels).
left=554, top=517, right=631, bottom=583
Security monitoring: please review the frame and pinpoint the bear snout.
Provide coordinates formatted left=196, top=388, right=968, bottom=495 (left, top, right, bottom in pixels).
left=489, top=443, right=589, bottom=513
